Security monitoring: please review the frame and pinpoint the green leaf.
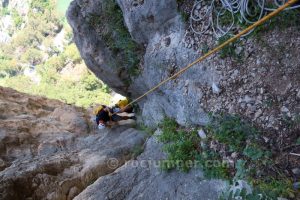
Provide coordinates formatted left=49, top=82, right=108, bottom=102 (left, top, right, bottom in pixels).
left=235, top=159, right=247, bottom=179
left=243, top=144, right=264, bottom=161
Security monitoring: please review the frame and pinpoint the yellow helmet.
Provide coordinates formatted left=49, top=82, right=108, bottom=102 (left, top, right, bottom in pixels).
left=116, top=98, right=129, bottom=109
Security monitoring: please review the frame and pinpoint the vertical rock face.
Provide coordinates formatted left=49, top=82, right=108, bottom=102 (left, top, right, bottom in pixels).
left=116, top=0, right=179, bottom=44
left=74, top=132, right=228, bottom=200
left=67, top=0, right=216, bottom=127
left=67, top=1, right=129, bottom=94
left=0, top=86, right=146, bottom=200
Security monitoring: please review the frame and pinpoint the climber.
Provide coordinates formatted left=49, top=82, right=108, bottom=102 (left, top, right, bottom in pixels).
left=94, top=105, right=135, bottom=130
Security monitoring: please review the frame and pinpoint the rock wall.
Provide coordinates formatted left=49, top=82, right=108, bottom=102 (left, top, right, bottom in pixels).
left=0, top=86, right=146, bottom=200
left=67, top=0, right=215, bottom=127
left=74, top=131, right=227, bottom=200
left=67, top=0, right=300, bottom=134
left=0, top=87, right=228, bottom=200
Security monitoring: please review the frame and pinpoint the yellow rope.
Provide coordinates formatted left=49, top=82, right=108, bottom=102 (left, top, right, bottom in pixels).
left=118, top=0, right=298, bottom=113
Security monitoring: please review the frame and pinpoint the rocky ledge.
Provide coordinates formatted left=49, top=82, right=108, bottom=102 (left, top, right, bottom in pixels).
left=0, top=86, right=146, bottom=200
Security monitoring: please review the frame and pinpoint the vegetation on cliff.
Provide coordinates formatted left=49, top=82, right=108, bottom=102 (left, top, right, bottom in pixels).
left=158, top=116, right=297, bottom=199
left=0, top=0, right=111, bottom=107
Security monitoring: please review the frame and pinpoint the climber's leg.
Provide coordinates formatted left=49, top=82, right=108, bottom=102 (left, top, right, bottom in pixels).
left=117, top=112, right=135, bottom=117
left=111, top=114, right=136, bottom=122
left=117, top=119, right=136, bottom=126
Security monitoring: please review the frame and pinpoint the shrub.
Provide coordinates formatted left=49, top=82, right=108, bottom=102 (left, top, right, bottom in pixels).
left=158, top=118, right=199, bottom=172
left=207, top=115, right=256, bottom=152
left=21, top=48, right=43, bottom=65
left=217, top=35, right=239, bottom=59
left=63, top=44, right=81, bottom=63
left=11, top=9, right=23, bottom=29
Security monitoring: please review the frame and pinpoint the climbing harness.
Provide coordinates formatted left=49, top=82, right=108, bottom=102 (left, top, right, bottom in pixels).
left=116, top=0, right=298, bottom=114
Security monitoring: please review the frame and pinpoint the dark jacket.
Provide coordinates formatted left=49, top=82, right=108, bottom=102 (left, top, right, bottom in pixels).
left=95, top=106, right=110, bottom=125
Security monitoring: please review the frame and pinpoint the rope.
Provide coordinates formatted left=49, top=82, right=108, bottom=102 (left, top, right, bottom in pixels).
left=190, top=0, right=300, bottom=38
left=116, top=0, right=298, bottom=114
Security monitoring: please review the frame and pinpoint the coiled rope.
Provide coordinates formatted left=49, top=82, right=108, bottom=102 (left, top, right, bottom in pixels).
left=190, top=0, right=300, bottom=38
left=116, top=0, right=298, bottom=114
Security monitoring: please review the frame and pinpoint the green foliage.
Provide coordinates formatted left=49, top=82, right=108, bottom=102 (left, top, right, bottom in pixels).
left=161, top=135, right=197, bottom=172
left=179, top=11, right=189, bottom=22
left=1, top=72, right=111, bottom=108
left=249, top=8, right=300, bottom=39
left=157, top=118, right=178, bottom=142
left=63, top=44, right=81, bottom=63
left=217, top=35, right=240, bottom=59
left=234, top=159, right=247, bottom=179
left=88, top=0, right=141, bottom=78
left=207, top=115, right=256, bottom=152
left=220, top=177, right=295, bottom=200
left=0, top=7, right=10, bottom=16
left=158, top=118, right=199, bottom=172
left=242, top=144, right=265, bottom=161
left=0, top=0, right=112, bottom=108
left=44, top=55, right=66, bottom=71
left=207, top=114, right=294, bottom=198
left=158, top=115, right=295, bottom=199
left=11, top=9, right=23, bottom=29
left=195, top=151, right=230, bottom=179
left=136, top=124, right=155, bottom=136
left=0, top=58, right=20, bottom=77
left=202, top=43, right=209, bottom=54
left=21, top=48, right=43, bottom=65
left=158, top=118, right=230, bottom=176
left=30, top=0, right=53, bottom=12
left=220, top=187, right=272, bottom=200
left=80, top=72, right=109, bottom=93
left=252, top=179, right=296, bottom=199
left=217, top=9, right=234, bottom=27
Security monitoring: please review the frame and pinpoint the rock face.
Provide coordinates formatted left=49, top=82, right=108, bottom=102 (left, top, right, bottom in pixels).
left=0, top=87, right=227, bottom=199
left=67, top=0, right=214, bottom=127
left=75, top=132, right=228, bottom=200
left=67, top=0, right=300, bottom=136
left=66, top=0, right=132, bottom=94
left=0, top=86, right=146, bottom=200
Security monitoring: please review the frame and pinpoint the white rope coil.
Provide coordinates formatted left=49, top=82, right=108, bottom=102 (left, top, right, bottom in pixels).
left=190, top=0, right=300, bottom=38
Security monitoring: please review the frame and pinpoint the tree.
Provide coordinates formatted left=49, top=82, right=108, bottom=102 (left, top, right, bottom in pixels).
left=11, top=9, right=23, bottom=29
left=45, top=55, right=66, bottom=71
left=21, top=48, right=43, bottom=65
left=0, top=59, right=19, bottom=77
left=63, top=44, right=81, bottom=63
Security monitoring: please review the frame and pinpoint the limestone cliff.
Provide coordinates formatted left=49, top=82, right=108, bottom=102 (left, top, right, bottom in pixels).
left=0, top=87, right=228, bottom=200
left=67, top=0, right=300, bottom=135
left=67, top=0, right=214, bottom=127
left=0, top=86, right=146, bottom=200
